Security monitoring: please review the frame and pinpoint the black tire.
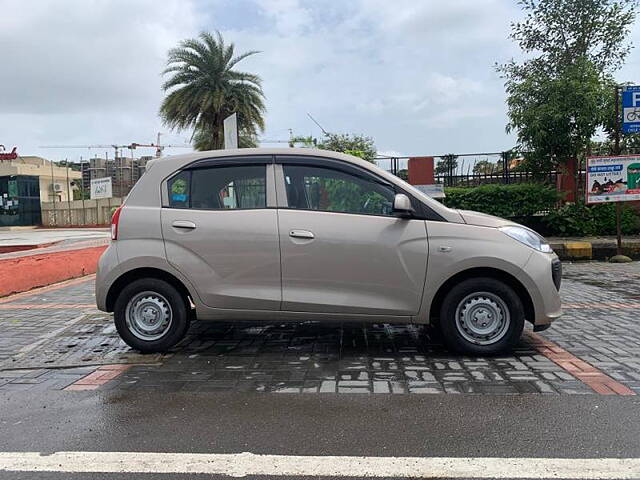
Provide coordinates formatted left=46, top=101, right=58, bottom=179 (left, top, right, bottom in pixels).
left=114, top=278, right=190, bottom=353
left=439, top=277, right=524, bottom=355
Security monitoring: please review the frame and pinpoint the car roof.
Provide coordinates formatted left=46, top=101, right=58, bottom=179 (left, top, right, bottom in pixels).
left=141, top=148, right=461, bottom=222
left=151, top=147, right=368, bottom=166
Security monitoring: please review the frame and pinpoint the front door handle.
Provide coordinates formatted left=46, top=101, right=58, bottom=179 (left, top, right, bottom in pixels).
left=172, top=220, right=197, bottom=230
left=289, top=229, right=314, bottom=239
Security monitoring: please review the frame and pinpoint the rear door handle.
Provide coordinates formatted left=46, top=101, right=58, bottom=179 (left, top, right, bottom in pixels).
left=289, top=229, right=314, bottom=239
left=172, top=220, right=196, bottom=230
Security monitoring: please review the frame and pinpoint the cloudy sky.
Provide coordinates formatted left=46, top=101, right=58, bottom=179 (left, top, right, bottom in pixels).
left=1, top=0, right=639, bottom=163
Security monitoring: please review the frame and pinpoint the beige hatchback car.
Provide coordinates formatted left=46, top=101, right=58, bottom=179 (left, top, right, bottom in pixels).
left=96, top=148, right=562, bottom=355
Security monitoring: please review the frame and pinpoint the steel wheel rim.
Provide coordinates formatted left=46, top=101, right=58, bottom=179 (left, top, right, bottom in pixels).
left=454, top=292, right=510, bottom=346
left=125, top=291, right=173, bottom=341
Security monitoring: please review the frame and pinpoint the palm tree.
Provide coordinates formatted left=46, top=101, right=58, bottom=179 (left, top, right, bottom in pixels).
left=160, top=31, right=265, bottom=150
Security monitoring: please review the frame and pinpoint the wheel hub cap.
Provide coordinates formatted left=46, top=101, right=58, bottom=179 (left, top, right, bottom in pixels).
left=455, top=292, right=511, bottom=346
left=125, top=291, right=173, bottom=341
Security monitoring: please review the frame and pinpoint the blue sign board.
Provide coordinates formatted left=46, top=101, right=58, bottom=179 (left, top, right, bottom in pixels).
left=622, top=85, right=640, bottom=134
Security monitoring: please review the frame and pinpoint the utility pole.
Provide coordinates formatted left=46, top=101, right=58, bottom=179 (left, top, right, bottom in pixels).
left=80, top=156, right=86, bottom=225
left=614, top=85, right=623, bottom=256
left=65, top=159, right=71, bottom=226
left=50, top=158, right=56, bottom=226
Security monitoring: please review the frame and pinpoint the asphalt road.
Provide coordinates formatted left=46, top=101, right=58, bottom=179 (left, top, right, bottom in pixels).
left=1, top=390, right=640, bottom=479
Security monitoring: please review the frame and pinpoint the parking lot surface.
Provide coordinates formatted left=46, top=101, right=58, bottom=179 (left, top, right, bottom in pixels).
left=1, top=261, right=638, bottom=397
left=2, top=261, right=640, bottom=480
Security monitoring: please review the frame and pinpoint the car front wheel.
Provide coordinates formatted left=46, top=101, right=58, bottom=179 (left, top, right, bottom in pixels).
left=439, top=277, right=525, bottom=355
left=114, top=278, right=190, bottom=353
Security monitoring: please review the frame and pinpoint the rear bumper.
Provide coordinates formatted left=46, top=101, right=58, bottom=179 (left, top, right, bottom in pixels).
left=95, top=243, right=118, bottom=312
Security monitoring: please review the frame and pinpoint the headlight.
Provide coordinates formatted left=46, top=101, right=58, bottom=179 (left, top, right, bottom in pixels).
left=499, top=225, right=552, bottom=253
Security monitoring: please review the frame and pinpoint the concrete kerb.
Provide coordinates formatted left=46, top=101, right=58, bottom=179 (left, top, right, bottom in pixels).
left=549, top=237, right=640, bottom=261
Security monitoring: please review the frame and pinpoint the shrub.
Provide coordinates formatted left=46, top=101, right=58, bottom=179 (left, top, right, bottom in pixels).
left=442, top=184, right=560, bottom=218
left=440, top=184, right=640, bottom=236
left=542, top=202, right=640, bottom=237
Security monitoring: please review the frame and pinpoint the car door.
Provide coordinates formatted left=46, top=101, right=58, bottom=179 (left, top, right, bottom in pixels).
left=161, top=157, right=282, bottom=310
left=275, top=156, right=428, bottom=316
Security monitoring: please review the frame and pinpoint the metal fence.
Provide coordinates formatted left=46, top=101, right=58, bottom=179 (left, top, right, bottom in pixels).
left=374, top=152, right=558, bottom=187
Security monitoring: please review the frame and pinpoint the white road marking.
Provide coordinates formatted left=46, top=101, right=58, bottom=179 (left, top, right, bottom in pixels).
left=1, top=452, right=640, bottom=478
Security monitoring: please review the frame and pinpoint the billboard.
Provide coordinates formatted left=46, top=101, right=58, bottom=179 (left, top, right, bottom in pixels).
left=415, top=184, right=445, bottom=199
left=90, top=177, right=113, bottom=200
left=586, top=155, right=640, bottom=204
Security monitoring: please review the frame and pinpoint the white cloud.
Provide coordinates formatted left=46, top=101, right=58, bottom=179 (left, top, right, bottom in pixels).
left=0, top=0, right=638, bottom=161
left=0, top=0, right=198, bottom=157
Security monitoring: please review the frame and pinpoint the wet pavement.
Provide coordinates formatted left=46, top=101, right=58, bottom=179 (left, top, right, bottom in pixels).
left=1, top=263, right=640, bottom=396
left=0, top=228, right=109, bottom=247
left=1, top=262, right=640, bottom=479
left=0, top=228, right=109, bottom=259
left=1, top=390, right=640, bottom=479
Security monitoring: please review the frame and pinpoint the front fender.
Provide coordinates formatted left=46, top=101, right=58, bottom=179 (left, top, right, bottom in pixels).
left=417, top=221, right=535, bottom=323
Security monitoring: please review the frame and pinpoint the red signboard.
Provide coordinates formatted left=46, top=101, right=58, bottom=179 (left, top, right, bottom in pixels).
left=0, top=146, right=18, bottom=160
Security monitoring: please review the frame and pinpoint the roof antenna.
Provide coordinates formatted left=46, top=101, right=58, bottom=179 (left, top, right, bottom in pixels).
left=307, top=113, right=328, bottom=135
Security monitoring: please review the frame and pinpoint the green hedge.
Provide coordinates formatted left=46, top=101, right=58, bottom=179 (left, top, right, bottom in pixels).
left=442, top=184, right=560, bottom=218
left=440, top=183, right=640, bottom=237
left=542, top=202, right=640, bottom=236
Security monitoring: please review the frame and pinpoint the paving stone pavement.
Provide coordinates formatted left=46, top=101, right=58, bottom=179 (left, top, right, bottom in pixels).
left=541, top=263, right=640, bottom=394
left=0, top=262, right=639, bottom=395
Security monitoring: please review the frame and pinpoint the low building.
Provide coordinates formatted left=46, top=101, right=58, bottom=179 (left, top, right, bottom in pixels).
left=0, top=156, right=81, bottom=227
left=0, top=156, right=81, bottom=203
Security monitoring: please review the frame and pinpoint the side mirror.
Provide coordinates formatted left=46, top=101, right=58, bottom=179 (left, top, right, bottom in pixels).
left=393, top=193, right=414, bottom=218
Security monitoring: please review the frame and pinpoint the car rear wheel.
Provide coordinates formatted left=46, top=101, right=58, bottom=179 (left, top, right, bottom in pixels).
left=439, top=277, right=524, bottom=355
left=114, top=278, right=190, bottom=353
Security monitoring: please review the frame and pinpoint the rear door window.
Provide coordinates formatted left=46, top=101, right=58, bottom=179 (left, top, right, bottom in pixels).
left=168, top=171, right=190, bottom=208
left=168, top=164, right=267, bottom=210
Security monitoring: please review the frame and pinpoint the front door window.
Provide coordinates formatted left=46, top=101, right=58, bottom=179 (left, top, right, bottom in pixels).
left=283, top=164, right=395, bottom=216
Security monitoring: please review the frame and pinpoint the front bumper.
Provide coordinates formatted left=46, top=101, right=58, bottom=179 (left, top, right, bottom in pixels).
left=522, top=252, right=563, bottom=326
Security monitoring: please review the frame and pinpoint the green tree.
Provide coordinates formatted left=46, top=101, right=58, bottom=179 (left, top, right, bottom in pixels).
left=435, top=154, right=459, bottom=176
left=505, top=59, right=611, bottom=173
left=288, top=135, right=317, bottom=148
left=192, top=126, right=258, bottom=150
left=317, top=133, right=377, bottom=163
left=473, top=160, right=498, bottom=175
left=498, top=0, right=637, bottom=178
left=160, top=31, right=266, bottom=150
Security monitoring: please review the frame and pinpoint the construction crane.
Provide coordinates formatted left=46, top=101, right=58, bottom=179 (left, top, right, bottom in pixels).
left=128, top=132, right=192, bottom=157
left=40, top=134, right=191, bottom=198
left=40, top=133, right=191, bottom=159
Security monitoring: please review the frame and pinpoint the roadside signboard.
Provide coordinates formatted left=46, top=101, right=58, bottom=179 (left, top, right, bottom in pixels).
left=223, top=113, right=238, bottom=149
left=586, top=155, right=640, bottom=204
left=622, top=85, right=640, bottom=134
left=90, top=177, right=112, bottom=200
left=415, top=184, right=445, bottom=199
